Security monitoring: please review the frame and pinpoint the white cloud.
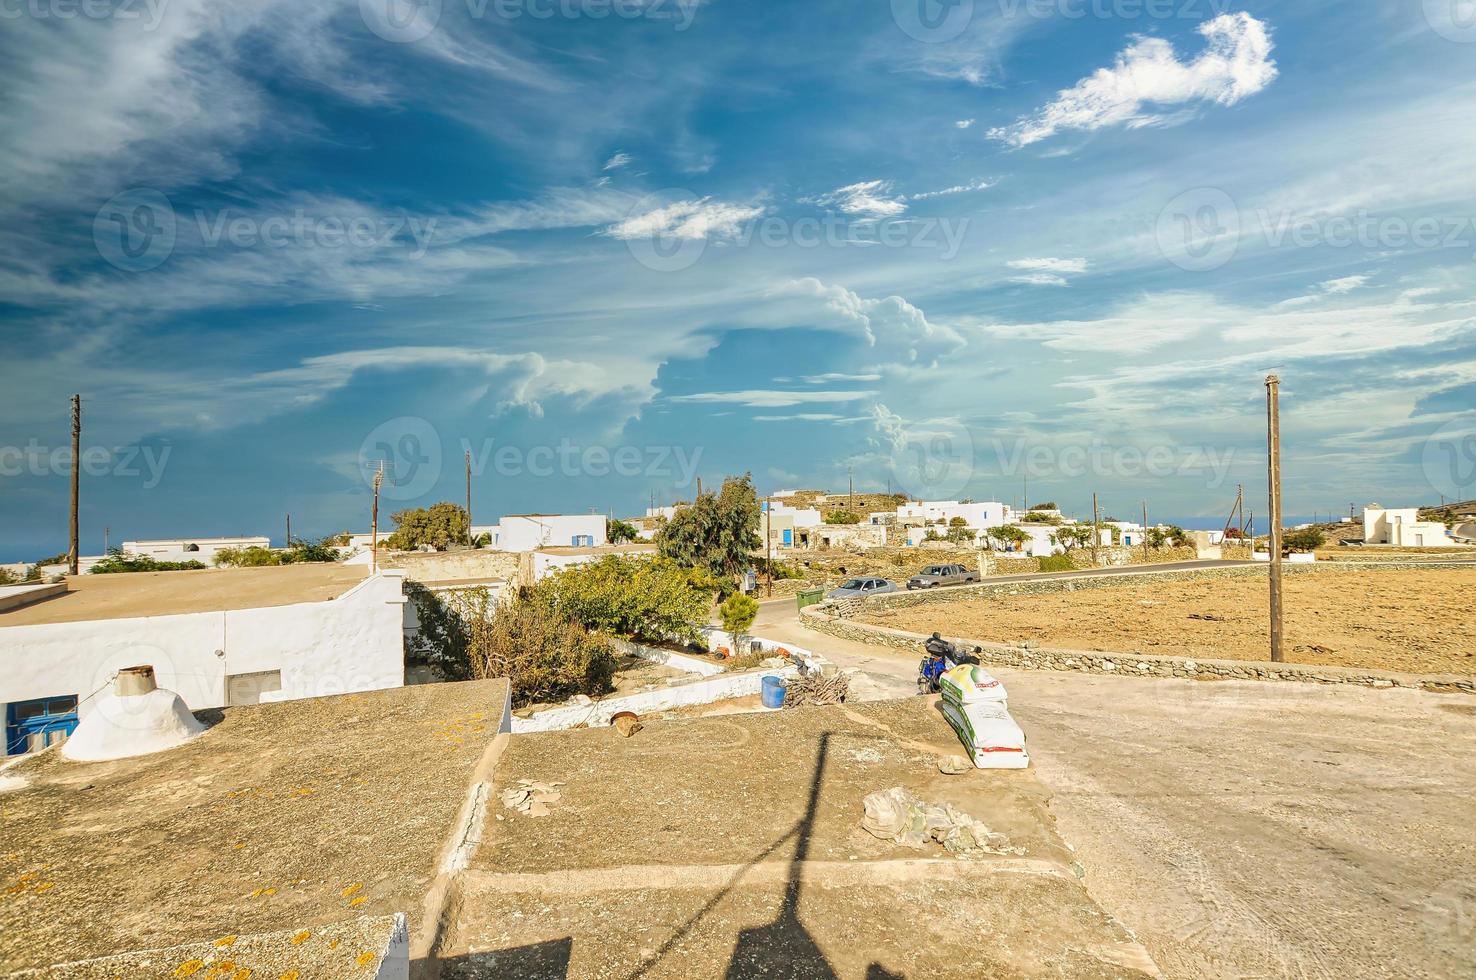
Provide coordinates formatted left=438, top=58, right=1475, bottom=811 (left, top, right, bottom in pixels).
left=813, top=180, right=907, bottom=219
left=603, top=151, right=633, bottom=170
left=1321, top=275, right=1370, bottom=294
left=666, top=389, right=875, bottom=408
left=1009, top=257, right=1089, bottom=274
left=778, top=278, right=966, bottom=366
left=800, top=372, right=884, bottom=384
left=603, top=198, right=764, bottom=240
left=989, top=13, right=1277, bottom=148
left=1008, top=257, right=1088, bottom=286
left=955, top=119, right=975, bottom=130
left=907, top=178, right=998, bottom=201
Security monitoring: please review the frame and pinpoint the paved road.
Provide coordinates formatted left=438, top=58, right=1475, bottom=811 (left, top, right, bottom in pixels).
left=755, top=595, right=1476, bottom=979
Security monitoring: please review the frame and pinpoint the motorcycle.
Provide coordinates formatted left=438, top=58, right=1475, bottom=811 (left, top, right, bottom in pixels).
left=917, top=632, right=982, bottom=695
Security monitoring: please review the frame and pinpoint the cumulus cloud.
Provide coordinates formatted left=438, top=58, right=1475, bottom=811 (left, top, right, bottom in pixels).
left=779, top=278, right=965, bottom=366
left=603, top=198, right=763, bottom=240
left=989, top=13, right=1277, bottom=148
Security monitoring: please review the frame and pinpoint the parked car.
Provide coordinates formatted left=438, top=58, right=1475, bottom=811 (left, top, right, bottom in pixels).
left=906, top=564, right=979, bottom=590
left=826, top=576, right=898, bottom=600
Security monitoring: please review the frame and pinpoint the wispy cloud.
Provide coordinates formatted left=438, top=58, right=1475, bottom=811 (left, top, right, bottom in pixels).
left=603, top=198, right=764, bottom=240
left=812, top=180, right=907, bottom=219
left=908, top=178, right=997, bottom=201
left=603, top=151, right=633, bottom=170
left=1008, top=257, right=1088, bottom=286
left=955, top=119, right=975, bottom=130
left=989, top=14, right=1278, bottom=148
left=666, top=389, right=875, bottom=408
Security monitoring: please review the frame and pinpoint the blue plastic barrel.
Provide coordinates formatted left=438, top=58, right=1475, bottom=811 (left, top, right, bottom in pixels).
left=761, top=675, right=787, bottom=709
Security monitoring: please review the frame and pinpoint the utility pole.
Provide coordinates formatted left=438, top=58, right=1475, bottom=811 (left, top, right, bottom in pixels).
left=465, top=449, right=473, bottom=546
left=848, top=465, right=854, bottom=511
left=104, top=525, right=110, bottom=554
left=1142, top=500, right=1150, bottom=562
left=1265, top=374, right=1285, bottom=663
left=370, top=462, right=384, bottom=575
left=1091, top=492, right=1101, bottom=568
left=285, top=513, right=292, bottom=547
left=68, top=394, right=81, bottom=575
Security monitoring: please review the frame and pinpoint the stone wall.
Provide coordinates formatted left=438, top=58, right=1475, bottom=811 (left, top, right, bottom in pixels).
left=383, top=549, right=522, bottom=584
left=800, top=606, right=1475, bottom=695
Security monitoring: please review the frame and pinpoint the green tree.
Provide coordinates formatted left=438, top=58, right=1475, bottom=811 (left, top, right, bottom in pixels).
left=1146, top=525, right=1188, bottom=550
left=948, top=516, right=967, bottom=527
left=1283, top=528, right=1326, bottom=553
left=946, top=525, right=975, bottom=544
left=532, top=555, right=718, bottom=643
left=719, top=592, right=760, bottom=656
left=984, top=524, right=1030, bottom=552
left=89, top=548, right=206, bottom=574
left=824, top=509, right=861, bottom=525
left=387, top=502, right=469, bottom=551
left=1051, top=525, right=1094, bottom=551
left=608, top=518, right=640, bottom=544
left=655, top=474, right=761, bottom=585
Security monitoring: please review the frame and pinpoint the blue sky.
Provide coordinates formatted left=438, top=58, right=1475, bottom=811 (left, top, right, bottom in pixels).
left=2, top=0, right=1475, bottom=560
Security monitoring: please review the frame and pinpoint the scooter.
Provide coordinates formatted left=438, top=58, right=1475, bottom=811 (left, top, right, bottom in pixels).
left=917, top=632, right=982, bottom=695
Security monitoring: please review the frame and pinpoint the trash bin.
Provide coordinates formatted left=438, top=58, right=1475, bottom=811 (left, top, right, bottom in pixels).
left=796, top=588, right=825, bottom=612
left=761, top=675, right=788, bottom=709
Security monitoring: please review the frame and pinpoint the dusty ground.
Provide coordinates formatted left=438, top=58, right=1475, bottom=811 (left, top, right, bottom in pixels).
left=0, top=563, right=368, bottom=625
left=445, top=698, right=1158, bottom=979
left=860, top=565, right=1476, bottom=674
left=748, top=603, right=1476, bottom=979
left=0, top=679, right=507, bottom=972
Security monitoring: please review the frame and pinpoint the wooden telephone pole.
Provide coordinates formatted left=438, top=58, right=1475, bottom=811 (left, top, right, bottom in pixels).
left=765, top=495, right=774, bottom=597
left=370, top=462, right=384, bottom=575
left=68, top=394, right=81, bottom=575
left=1265, top=374, right=1285, bottom=663
left=1091, top=492, right=1101, bottom=568
left=285, top=513, right=292, bottom=547
left=465, top=450, right=473, bottom=546
left=1142, top=500, right=1151, bottom=562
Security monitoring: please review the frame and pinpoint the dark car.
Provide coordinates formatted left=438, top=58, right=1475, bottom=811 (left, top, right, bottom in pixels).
left=906, top=563, right=979, bottom=590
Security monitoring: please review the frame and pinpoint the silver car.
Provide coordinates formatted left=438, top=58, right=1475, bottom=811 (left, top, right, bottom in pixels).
left=907, top=563, right=980, bottom=590
left=826, top=576, right=898, bottom=600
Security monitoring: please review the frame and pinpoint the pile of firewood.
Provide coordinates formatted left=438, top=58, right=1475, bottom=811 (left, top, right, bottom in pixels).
left=784, top=669, right=850, bottom=707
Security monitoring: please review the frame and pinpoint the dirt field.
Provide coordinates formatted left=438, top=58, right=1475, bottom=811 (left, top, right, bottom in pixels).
left=861, top=567, right=1476, bottom=675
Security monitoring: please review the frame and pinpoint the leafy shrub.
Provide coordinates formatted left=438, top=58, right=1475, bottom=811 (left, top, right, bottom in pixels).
left=947, top=516, right=967, bottom=527
left=824, top=509, right=861, bottom=525
left=608, top=518, right=640, bottom=544
left=406, top=582, right=617, bottom=706
left=0, top=568, right=20, bottom=585
left=719, top=592, right=759, bottom=646
left=531, top=555, right=718, bottom=643
left=1283, top=528, right=1326, bottom=553
left=88, top=548, right=206, bottom=574
left=1038, top=554, right=1074, bottom=572
left=215, top=537, right=341, bottom=567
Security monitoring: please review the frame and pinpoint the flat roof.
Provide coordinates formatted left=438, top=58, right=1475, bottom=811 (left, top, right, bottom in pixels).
left=0, top=678, right=509, bottom=972
left=443, top=698, right=1159, bottom=977
left=0, top=563, right=370, bottom=627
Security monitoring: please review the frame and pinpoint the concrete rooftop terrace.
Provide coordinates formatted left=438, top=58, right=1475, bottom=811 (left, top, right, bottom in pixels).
left=442, top=697, right=1159, bottom=979
left=0, top=678, right=510, bottom=974
left=0, top=563, right=370, bottom=626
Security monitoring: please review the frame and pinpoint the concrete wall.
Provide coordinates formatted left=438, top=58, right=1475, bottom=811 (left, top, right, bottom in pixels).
left=0, top=572, right=407, bottom=727
left=122, top=536, right=271, bottom=564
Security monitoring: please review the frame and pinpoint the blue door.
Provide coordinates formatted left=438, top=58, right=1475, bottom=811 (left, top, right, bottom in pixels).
left=782, top=529, right=793, bottom=547
left=6, top=695, right=79, bottom=755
